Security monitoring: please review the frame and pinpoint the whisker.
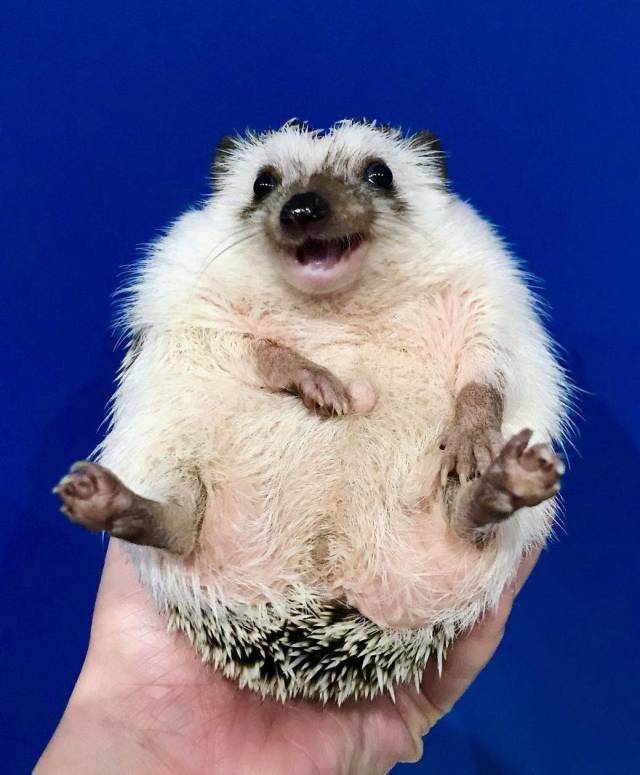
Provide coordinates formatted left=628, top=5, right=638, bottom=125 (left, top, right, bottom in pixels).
left=373, top=214, right=438, bottom=252
left=195, top=225, right=256, bottom=270
left=375, top=212, right=424, bottom=236
left=195, top=229, right=261, bottom=280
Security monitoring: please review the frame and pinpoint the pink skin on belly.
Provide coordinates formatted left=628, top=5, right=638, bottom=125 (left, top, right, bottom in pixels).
left=330, top=291, right=501, bottom=628
left=191, top=479, right=306, bottom=601
left=193, top=477, right=491, bottom=628
left=190, top=289, right=515, bottom=621
left=337, top=501, right=489, bottom=629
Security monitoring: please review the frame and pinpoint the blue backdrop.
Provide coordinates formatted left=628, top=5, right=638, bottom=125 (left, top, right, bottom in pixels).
left=2, top=2, right=638, bottom=772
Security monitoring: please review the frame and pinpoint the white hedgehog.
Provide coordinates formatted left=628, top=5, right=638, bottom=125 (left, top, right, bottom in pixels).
left=55, top=119, right=569, bottom=704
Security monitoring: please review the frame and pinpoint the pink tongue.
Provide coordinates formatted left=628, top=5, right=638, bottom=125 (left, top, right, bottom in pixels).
left=298, top=239, right=342, bottom=266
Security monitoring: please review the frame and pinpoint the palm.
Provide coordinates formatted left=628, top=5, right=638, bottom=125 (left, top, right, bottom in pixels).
left=38, top=542, right=538, bottom=774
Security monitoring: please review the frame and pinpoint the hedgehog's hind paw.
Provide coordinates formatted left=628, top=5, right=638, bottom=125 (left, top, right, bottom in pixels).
left=54, top=461, right=131, bottom=532
left=54, top=461, right=199, bottom=555
left=492, top=429, right=565, bottom=509
left=449, top=428, right=565, bottom=540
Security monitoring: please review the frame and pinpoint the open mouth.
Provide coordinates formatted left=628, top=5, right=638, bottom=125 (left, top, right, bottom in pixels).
left=280, top=233, right=367, bottom=293
left=293, top=235, right=364, bottom=267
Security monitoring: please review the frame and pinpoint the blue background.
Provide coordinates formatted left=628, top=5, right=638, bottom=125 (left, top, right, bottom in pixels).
left=2, top=1, right=638, bottom=772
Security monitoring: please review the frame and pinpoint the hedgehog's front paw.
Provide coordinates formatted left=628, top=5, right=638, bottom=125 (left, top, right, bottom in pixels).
left=54, top=461, right=133, bottom=531
left=293, top=366, right=352, bottom=416
left=439, top=424, right=503, bottom=485
left=485, top=428, right=565, bottom=510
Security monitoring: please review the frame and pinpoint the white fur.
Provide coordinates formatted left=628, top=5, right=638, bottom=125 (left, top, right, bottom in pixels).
left=98, top=120, right=570, bottom=651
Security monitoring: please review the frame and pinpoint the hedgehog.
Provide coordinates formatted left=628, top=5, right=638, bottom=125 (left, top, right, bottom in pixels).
left=54, top=119, right=569, bottom=704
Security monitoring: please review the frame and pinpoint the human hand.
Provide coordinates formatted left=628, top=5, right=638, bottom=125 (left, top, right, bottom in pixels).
left=36, top=541, right=540, bottom=774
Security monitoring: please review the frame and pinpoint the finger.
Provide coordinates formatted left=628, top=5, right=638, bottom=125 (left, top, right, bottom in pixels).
left=474, top=445, right=492, bottom=474
left=302, top=394, right=320, bottom=412
left=300, top=378, right=324, bottom=408
left=501, top=428, right=533, bottom=458
left=488, top=430, right=504, bottom=460
left=524, top=444, right=555, bottom=469
left=457, top=450, right=473, bottom=482
left=440, top=454, right=455, bottom=488
left=319, top=380, right=335, bottom=408
left=70, top=460, right=93, bottom=474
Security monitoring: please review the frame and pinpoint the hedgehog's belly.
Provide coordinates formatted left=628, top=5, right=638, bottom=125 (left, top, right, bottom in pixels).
left=133, top=347, right=501, bottom=702
left=184, top=346, right=493, bottom=630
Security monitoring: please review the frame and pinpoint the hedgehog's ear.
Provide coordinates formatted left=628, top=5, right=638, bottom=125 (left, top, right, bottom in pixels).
left=411, top=130, right=448, bottom=181
left=211, top=135, right=237, bottom=187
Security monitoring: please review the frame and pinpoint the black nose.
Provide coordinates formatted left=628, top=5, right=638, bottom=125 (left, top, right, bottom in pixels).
left=280, top=192, right=331, bottom=229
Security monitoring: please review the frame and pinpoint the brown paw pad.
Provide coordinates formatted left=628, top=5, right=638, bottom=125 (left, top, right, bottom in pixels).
left=53, top=461, right=129, bottom=531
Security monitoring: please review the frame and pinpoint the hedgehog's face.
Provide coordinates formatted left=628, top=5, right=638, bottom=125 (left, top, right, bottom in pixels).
left=213, top=121, right=447, bottom=295
left=250, top=162, right=384, bottom=294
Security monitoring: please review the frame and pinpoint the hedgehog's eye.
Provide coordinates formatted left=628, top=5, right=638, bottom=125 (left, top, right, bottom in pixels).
left=253, top=171, right=279, bottom=200
left=364, top=161, right=393, bottom=189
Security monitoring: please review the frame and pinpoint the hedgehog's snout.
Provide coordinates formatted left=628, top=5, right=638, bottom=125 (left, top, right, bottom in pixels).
left=270, top=177, right=372, bottom=295
left=280, top=191, right=332, bottom=237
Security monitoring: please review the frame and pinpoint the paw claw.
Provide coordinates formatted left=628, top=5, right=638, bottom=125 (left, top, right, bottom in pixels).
left=295, top=368, right=351, bottom=418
